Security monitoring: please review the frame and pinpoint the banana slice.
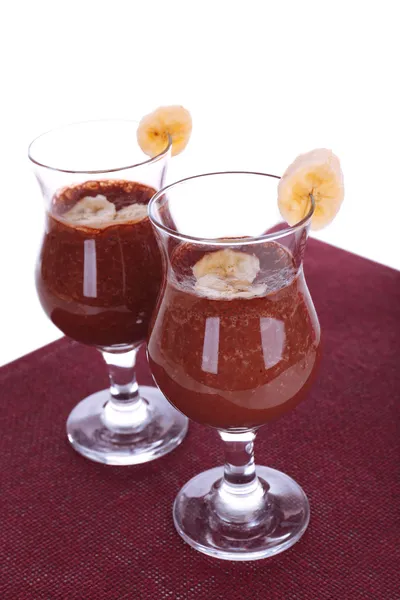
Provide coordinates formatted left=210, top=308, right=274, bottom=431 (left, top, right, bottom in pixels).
left=193, top=249, right=259, bottom=283
left=192, top=249, right=266, bottom=299
left=62, top=195, right=116, bottom=227
left=278, top=148, right=344, bottom=231
left=114, top=203, right=148, bottom=223
left=137, top=105, right=192, bottom=157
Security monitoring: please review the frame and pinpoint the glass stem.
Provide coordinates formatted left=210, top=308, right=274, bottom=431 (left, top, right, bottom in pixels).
left=213, top=430, right=266, bottom=523
left=219, top=430, right=258, bottom=489
left=100, top=345, right=149, bottom=432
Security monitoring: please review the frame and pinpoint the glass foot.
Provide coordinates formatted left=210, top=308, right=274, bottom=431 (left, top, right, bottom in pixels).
left=66, top=386, right=188, bottom=465
left=173, top=466, right=309, bottom=561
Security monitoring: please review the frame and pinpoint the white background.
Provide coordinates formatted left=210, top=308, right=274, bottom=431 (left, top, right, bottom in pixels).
left=0, top=0, right=399, bottom=366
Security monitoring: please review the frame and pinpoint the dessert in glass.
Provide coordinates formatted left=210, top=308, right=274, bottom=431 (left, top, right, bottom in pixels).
left=29, top=120, right=188, bottom=465
left=148, top=171, right=321, bottom=560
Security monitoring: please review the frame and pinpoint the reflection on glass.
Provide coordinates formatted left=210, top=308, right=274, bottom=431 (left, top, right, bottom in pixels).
left=201, top=317, right=220, bottom=374
left=83, top=239, right=97, bottom=298
left=260, top=317, right=285, bottom=369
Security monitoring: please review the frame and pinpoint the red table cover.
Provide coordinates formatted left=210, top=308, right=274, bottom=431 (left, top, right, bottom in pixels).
left=1, top=240, right=399, bottom=599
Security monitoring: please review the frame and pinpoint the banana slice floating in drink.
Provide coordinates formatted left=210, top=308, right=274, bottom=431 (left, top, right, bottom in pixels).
left=278, top=148, right=344, bottom=230
left=114, top=203, right=148, bottom=223
left=193, top=249, right=266, bottom=299
left=137, top=105, right=192, bottom=157
left=63, top=195, right=116, bottom=227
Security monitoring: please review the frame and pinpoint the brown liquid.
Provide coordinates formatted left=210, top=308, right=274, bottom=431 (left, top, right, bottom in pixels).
left=148, top=242, right=320, bottom=429
left=36, top=180, right=161, bottom=348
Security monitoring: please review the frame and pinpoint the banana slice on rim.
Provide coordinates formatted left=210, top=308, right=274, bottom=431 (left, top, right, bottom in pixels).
left=137, top=105, right=192, bottom=157
left=192, top=249, right=266, bottom=299
left=62, top=195, right=116, bottom=227
left=114, top=203, right=148, bottom=223
left=278, top=148, right=344, bottom=230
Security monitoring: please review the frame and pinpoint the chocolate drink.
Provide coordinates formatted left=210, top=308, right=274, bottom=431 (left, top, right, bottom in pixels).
left=36, top=180, right=162, bottom=348
left=148, top=241, right=321, bottom=429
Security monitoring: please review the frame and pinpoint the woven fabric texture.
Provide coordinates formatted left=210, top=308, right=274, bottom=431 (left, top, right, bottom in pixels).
left=1, top=240, right=399, bottom=599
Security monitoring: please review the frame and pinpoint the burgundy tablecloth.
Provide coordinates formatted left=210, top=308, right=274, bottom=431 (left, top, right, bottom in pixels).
left=1, top=240, right=399, bottom=600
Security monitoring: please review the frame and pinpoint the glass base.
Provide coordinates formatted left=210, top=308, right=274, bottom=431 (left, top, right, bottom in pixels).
left=173, top=466, right=309, bottom=561
left=66, top=386, right=188, bottom=466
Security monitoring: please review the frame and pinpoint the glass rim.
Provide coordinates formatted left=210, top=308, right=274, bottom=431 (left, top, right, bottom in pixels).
left=27, top=118, right=172, bottom=175
left=149, top=171, right=315, bottom=246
